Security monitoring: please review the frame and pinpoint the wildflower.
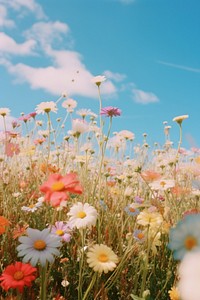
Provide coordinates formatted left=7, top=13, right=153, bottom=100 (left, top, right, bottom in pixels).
left=168, top=286, right=180, bottom=300
left=67, top=202, right=97, bottom=229
left=149, top=179, right=175, bottom=191
left=87, top=244, right=118, bottom=273
left=140, top=170, right=161, bottom=182
left=0, top=216, right=9, bottom=235
left=61, top=279, right=70, bottom=287
left=91, top=75, right=106, bottom=87
left=72, top=119, right=89, bottom=135
left=133, top=229, right=146, bottom=243
left=21, top=201, right=42, bottom=213
left=124, top=204, right=140, bottom=216
left=137, top=210, right=163, bottom=228
left=0, top=107, right=10, bottom=117
left=168, top=215, right=200, bottom=260
left=178, top=251, right=200, bottom=300
left=50, top=221, right=72, bottom=242
left=173, top=114, right=189, bottom=125
left=5, top=142, right=20, bottom=157
left=13, top=224, right=28, bottom=240
left=0, top=262, right=37, bottom=293
left=62, top=98, right=77, bottom=113
left=100, top=106, right=121, bottom=117
left=17, top=228, right=62, bottom=266
left=40, top=173, right=83, bottom=207
left=35, top=101, right=57, bottom=114
left=118, top=130, right=135, bottom=140
left=76, top=109, right=92, bottom=119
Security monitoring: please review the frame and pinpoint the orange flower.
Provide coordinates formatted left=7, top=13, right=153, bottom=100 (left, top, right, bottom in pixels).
left=141, top=170, right=161, bottom=182
left=0, top=262, right=37, bottom=293
left=0, top=216, right=9, bottom=235
left=12, top=224, right=28, bottom=240
left=171, top=185, right=190, bottom=196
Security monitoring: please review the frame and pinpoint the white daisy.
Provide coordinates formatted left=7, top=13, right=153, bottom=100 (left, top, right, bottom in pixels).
left=87, top=244, right=118, bottom=274
left=173, top=115, right=189, bottom=125
left=0, top=107, right=10, bottom=117
left=91, top=75, right=106, bottom=86
left=35, top=101, right=57, bottom=114
left=17, top=228, right=62, bottom=266
left=67, top=202, right=97, bottom=229
left=62, top=98, right=77, bottom=113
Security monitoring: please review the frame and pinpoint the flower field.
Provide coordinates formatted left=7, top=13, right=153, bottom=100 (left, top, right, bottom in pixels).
left=0, top=76, right=200, bottom=300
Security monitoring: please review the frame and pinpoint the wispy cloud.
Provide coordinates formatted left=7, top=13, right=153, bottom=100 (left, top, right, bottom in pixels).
left=103, top=70, right=126, bottom=82
left=0, top=4, right=15, bottom=28
left=132, top=88, right=159, bottom=104
left=0, top=32, right=36, bottom=55
left=0, top=0, right=46, bottom=19
left=158, top=60, right=200, bottom=73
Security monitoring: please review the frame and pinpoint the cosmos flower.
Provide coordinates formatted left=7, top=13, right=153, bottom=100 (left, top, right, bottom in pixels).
left=87, top=244, right=118, bottom=273
left=168, top=214, right=200, bottom=260
left=173, top=115, right=189, bottom=125
left=0, top=107, right=10, bottom=117
left=62, top=98, right=77, bottom=113
left=149, top=179, right=175, bottom=191
left=35, top=101, right=57, bottom=114
left=17, top=228, right=62, bottom=266
left=118, top=130, right=135, bottom=140
left=133, top=229, right=146, bottom=243
left=0, top=262, right=37, bottom=293
left=100, top=106, right=121, bottom=117
left=91, top=75, right=106, bottom=86
left=67, top=202, right=97, bottom=229
left=50, top=221, right=72, bottom=242
left=72, top=119, right=89, bottom=135
left=40, top=173, right=83, bottom=207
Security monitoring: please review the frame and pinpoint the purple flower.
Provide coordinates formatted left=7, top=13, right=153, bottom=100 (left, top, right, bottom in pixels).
left=100, top=106, right=121, bottom=117
left=50, top=221, right=72, bottom=242
left=133, top=229, right=146, bottom=243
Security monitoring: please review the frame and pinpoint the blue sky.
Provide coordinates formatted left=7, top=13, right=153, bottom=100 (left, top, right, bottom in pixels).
left=0, top=0, right=200, bottom=148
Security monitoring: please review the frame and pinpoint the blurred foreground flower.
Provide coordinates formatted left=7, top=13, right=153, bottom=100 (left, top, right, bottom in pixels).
left=87, top=244, right=118, bottom=273
left=168, top=214, right=200, bottom=260
left=178, top=251, right=200, bottom=300
left=0, top=262, right=37, bottom=293
left=17, top=228, right=62, bottom=266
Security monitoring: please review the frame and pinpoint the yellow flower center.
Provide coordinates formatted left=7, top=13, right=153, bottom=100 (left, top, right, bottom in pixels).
left=13, top=271, right=24, bottom=281
left=160, top=181, right=166, bottom=187
left=29, top=204, right=35, bottom=208
left=44, top=108, right=51, bottom=113
left=184, top=236, right=197, bottom=250
left=77, top=211, right=86, bottom=219
left=56, top=229, right=64, bottom=236
left=129, top=207, right=135, bottom=213
left=51, top=181, right=65, bottom=191
left=98, top=253, right=108, bottom=262
left=34, top=239, right=46, bottom=250
left=137, top=232, right=144, bottom=240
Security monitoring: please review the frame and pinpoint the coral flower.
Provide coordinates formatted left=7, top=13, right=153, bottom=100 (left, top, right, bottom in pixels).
left=0, top=262, right=37, bottom=293
left=0, top=216, right=9, bottom=235
left=40, top=173, right=83, bottom=207
left=140, top=170, right=161, bottom=182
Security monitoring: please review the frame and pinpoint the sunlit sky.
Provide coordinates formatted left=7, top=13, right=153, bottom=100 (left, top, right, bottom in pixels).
left=0, top=0, right=200, bottom=148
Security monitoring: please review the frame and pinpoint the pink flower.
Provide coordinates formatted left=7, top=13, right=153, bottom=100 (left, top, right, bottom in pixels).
left=5, top=142, right=20, bottom=157
left=40, top=173, right=83, bottom=207
left=100, top=106, right=121, bottom=117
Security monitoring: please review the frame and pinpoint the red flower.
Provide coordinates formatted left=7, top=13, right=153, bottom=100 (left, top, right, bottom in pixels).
left=40, top=173, right=83, bottom=207
left=0, top=262, right=37, bottom=293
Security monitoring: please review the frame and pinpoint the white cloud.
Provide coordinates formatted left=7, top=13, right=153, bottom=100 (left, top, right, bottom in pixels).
left=24, top=21, right=70, bottom=48
left=0, top=5, right=15, bottom=28
left=132, top=88, right=159, bottom=104
left=0, top=0, right=46, bottom=19
left=0, top=32, right=36, bottom=55
left=103, top=70, right=126, bottom=82
left=158, top=60, right=200, bottom=73
left=1, top=48, right=117, bottom=98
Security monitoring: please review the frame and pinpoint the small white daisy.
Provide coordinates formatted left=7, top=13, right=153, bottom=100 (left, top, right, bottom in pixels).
left=35, top=101, right=57, bottom=115
left=67, top=202, right=97, bottom=229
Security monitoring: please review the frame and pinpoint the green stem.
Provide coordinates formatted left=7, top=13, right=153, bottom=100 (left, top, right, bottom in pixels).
left=40, top=264, right=48, bottom=300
